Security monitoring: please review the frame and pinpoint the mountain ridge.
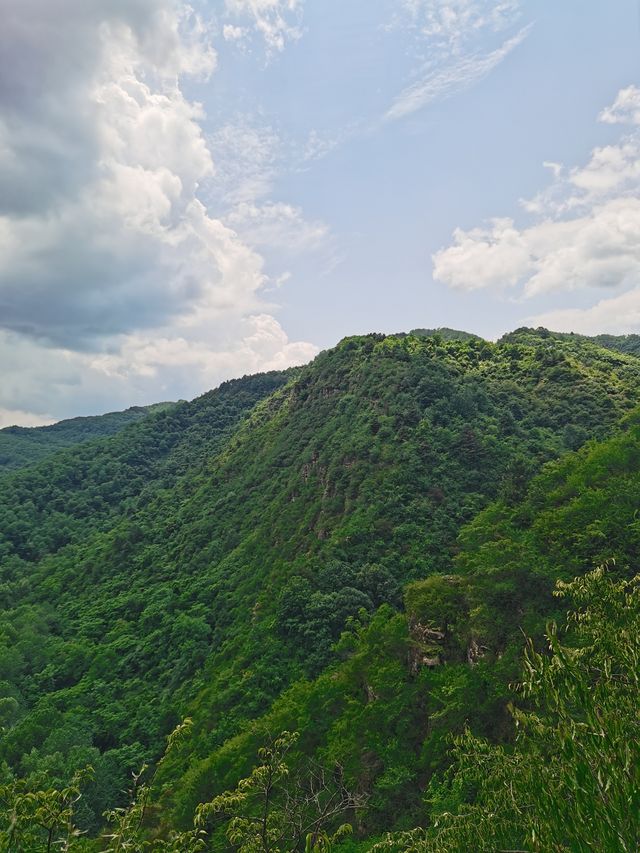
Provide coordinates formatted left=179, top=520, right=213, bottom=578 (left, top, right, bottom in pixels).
left=0, top=402, right=177, bottom=473
left=2, top=329, right=640, bottom=845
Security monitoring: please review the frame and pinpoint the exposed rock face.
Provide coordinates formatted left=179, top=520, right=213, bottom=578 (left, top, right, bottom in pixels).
left=408, top=622, right=446, bottom=674
left=467, top=637, right=488, bottom=665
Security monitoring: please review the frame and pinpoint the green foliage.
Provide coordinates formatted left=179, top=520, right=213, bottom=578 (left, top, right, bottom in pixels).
left=169, top=350, right=640, bottom=839
left=0, top=403, right=175, bottom=473
left=198, top=731, right=300, bottom=851
left=0, top=765, right=93, bottom=852
left=0, top=724, right=362, bottom=852
left=101, top=719, right=207, bottom=852
left=0, top=370, right=292, bottom=825
left=195, top=730, right=362, bottom=853
left=408, top=329, right=484, bottom=343
left=3, top=330, right=640, bottom=843
left=502, top=325, right=640, bottom=359
left=376, top=567, right=640, bottom=852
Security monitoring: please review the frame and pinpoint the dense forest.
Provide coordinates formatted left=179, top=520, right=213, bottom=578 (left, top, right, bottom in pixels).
left=1, top=328, right=639, bottom=850
left=0, top=403, right=177, bottom=473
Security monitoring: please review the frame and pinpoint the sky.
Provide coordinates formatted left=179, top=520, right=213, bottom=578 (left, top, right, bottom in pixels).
left=1, top=1, right=639, bottom=425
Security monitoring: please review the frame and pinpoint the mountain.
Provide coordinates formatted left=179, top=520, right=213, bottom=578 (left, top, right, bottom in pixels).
left=413, top=324, right=640, bottom=358
left=501, top=325, right=640, bottom=358
left=168, top=410, right=640, bottom=840
left=1, top=330, right=640, bottom=845
left=409, top=327, right=484, bottom=342
left=0, top=403, right=176, bottom=473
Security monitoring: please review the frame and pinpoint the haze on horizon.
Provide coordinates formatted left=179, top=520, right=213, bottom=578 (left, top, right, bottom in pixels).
left=1, top=0, right=639, bottom=426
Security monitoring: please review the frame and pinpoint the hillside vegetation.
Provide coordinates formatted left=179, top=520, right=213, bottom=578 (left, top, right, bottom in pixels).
left=1, top=329, right=640, bottom=849
left=502, top=325, right=640, bottom=358
left=0, top=403, right=176, bottom=473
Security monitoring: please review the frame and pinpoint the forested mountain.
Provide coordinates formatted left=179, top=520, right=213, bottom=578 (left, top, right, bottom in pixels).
left=500, top=325, right=640, bottom=358
left=1, top=330, right=640, bottom=850
left=0, top=403, right=175, bottom=473
left=409, top=328, right=484, bottom=343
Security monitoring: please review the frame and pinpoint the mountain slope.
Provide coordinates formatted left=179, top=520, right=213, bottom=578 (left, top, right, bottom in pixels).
left=0, top=403, right=176, bottom=473
left=0, top=370, right=292, bottom=566
left=2, top=331, right=640, bottom=834
left=168, top=406, right=640, bottom=840
left=409, top=327, right=484, bottom=342
left=501, top=325, right=640, bottom=358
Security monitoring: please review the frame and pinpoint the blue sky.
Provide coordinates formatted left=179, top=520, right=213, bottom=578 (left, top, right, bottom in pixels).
left=1, top=1, right=639, bottom=424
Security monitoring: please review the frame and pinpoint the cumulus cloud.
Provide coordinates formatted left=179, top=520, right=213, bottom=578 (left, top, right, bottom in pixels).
left=89, top=314, right=318, bottom=390
left=432, top=217, right=530, bottom=290
left=599, top=85, right=640, bottom=126
left=0, top=0, right=228, bottom=346
left=527, top=288, right=640, bottom=337
left=385, top=0, right=527, bottom=121
left=0, top=317, right=317, bottom=426
left=0, top=0, right=320, bottom=424
left=223, top=24, right=248, bottom=43
left=434, top=199, right=640, bottom=296
left=433, top=86, right=640, bottom=326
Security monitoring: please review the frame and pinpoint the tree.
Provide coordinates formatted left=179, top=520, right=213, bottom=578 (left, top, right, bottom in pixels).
left=0, top=725, right=364, bottom=852
left=197, top=731, right=365, bottom=852
left=101, top=718, right=205, bottom=852
left=0, top=766, right=92, bottom=852
left=375, top=566, right=640, bottom=852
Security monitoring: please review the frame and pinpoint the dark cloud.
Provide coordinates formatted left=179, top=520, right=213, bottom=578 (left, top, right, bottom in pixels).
left=0, top=0, right=239, bottom=347
left=0, top=0, right=318, bottom=425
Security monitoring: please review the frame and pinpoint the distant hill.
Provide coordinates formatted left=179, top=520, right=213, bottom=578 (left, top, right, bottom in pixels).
left=412, top=325, right=640, bottom=358
left=0, top=402, right=176, bottom=472
left=410, top=326, right=485, bottom=342
left=589, top=332, right=640, bottom=356
left=501, top=326, right=640, bottom=358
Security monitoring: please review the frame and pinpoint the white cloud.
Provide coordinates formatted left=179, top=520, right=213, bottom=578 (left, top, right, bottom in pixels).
left=384, top=1, right=528, bottom=122
left=400, top=0, right=521, bottom=54
left=224, top=0, right=303, bottom=54
left=300, top=129, right=345, bottom=164
left=0, top=316, right=317, bottom=425
left=90, top=314, right=317, bottom=387
left=527, top=287, right=640, bottom=337
left=0, top=1, right=319, bottom=423
left=0, top=409, right=56, bottom=429
left=434, top=199, right=640, bottom=296
left=223, top=24, right=248, bottom=42
left=599, top=85, right=640, bottom=126
left=0, top=1, right=228, bottom=345
left=567, top=141, right=640, bottom=201
left=433, top=217, right=531, bottom=290
left=208, top=119, right=282, bottom=206
left=385, top=25, right=530, bottom=122
left=205, top=118, right=332, bottom=269
left=433, top=86, right=640, bottom=322
left=227, top=202, right=328, bottom=253
left=542, top=160, right=563, bottom=179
